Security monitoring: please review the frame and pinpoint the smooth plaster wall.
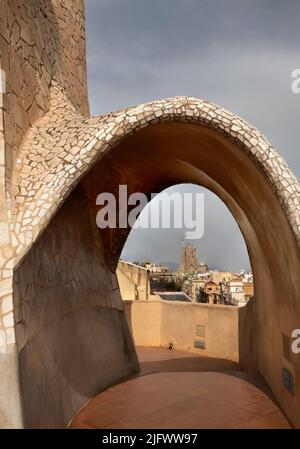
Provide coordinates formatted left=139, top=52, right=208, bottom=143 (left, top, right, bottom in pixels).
left=117, top=261, right=150, bottom=300
left=13, top=186, right=139, bottom=428
left=161, top=301, right=239, bottom=361
left=125, top=300, right=163, bottom=348
left=124, top=300, right=239, bottom=362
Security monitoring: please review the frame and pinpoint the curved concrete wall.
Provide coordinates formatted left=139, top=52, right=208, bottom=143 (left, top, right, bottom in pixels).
left=13, top=186, right=139, bottom=428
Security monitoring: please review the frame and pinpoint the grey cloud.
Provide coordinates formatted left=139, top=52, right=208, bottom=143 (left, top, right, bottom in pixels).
left=85, top=0, right=300, bottom=270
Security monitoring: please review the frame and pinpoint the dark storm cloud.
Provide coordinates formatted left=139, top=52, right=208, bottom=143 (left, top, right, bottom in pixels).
left=85, top=0, right=300, bottom=270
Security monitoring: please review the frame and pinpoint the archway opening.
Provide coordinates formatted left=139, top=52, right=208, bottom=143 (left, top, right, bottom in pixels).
left=117, top=181, right=255, bottom=345
left=117, top=182, right=256, bottom=384
left=120, top=182, right=253, bottom=301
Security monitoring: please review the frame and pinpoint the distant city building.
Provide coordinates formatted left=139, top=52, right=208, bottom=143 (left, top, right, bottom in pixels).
left=118, top=258, right=253, bottom=308
left=229, top=277, right=245, bottom=306
left=150, top=275, right=177, bottom=294
left=179, top=243, right=199, bottom=274
left=244, top=282, right=254, bottom=300
left=191, top=279, right=206, bottom=302
left=198, top=262, right=209, bottom=273
left=144, top=261, right=169, bottom=273
left=242, top=272, right=254, bottom=283
left=205, top=281, right=222, bottom=304
left=211, top=271, right=235, bottom=284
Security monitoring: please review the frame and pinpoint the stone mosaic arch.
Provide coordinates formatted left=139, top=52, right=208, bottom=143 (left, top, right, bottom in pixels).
left=11, top=85, right=300, bottom=267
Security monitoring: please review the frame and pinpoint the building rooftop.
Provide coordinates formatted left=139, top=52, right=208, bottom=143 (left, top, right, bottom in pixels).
left=155, top=292, right=192, bottom=302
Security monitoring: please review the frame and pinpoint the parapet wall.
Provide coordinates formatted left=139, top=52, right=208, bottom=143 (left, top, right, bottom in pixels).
left=124, top=300, right=240, bottom=362
left=117, top=261, right=150, bottom=300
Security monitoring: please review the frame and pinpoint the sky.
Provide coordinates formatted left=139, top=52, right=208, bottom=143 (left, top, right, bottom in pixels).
left=85, top=0, right=300, bottom=271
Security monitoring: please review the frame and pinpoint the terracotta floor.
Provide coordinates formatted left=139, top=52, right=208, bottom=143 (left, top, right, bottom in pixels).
left=70, top=347, right=291, bottom=429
